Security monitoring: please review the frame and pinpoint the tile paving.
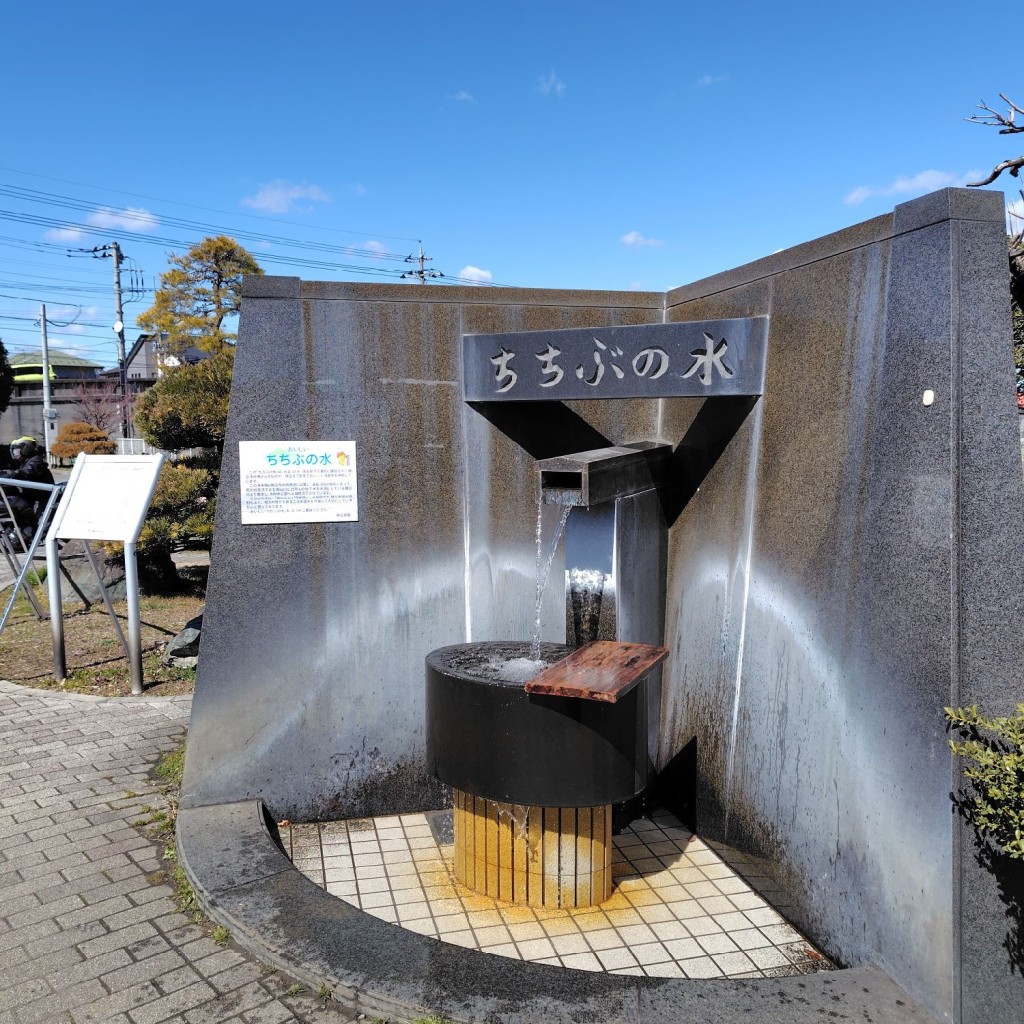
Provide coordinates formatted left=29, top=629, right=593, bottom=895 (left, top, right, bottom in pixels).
left=0, top=673, right=838, bottom=1022
left=283, top=807, right=836, bottom=981
left=0, top=682, right=360, bottom=1024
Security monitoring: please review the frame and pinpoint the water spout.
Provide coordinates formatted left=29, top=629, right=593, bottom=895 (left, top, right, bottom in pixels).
left=530, top=501, right=571, bottom=660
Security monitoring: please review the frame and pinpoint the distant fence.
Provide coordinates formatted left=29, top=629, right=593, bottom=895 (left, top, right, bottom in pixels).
left=117, top=439, right=208, bottom=461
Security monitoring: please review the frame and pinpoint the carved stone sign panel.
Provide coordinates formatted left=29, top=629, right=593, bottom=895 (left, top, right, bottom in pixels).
left=463, top=317, right=768, bottom=401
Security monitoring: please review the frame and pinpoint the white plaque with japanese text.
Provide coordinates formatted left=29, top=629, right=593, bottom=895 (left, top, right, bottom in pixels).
left=239, top=441, right=358, bottom=525
left=51, top=454, right=164, bottom=543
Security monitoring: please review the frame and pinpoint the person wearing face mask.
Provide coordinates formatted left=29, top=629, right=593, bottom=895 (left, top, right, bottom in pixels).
left=3, top=436, right=55, bottom=544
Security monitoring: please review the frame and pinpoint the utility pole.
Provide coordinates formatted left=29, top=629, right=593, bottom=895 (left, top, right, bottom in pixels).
left=401, top=241, right=444, bottom=284
left=110, top=242, right=130, bottom=441
left=39, top=304, right=54, bottom=461
left=87, top=243, right=131, bottom=441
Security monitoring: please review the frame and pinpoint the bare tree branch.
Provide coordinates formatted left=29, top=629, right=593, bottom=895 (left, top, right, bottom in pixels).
left=967, top=157, right=1024, bottom=187
left=966, top=94, right=1024, bottom=134
left=71, top=380, right=129, bottom=434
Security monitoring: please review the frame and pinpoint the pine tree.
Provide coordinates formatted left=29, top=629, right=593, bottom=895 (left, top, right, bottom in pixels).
left=136, top=236, right=263, bottom=358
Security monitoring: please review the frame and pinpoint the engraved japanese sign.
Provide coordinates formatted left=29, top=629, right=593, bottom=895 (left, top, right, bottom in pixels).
left=463, top=317, right=768, bottom=401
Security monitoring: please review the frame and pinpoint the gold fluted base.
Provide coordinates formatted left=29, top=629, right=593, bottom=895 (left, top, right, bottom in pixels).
left=452, top=789, right=612, bottom=908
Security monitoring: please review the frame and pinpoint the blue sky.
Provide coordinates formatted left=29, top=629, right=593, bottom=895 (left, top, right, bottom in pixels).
left=0, top=1, right=1019, bottom=370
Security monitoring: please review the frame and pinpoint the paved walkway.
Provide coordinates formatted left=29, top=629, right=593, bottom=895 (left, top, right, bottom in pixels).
left=0, top=682, right=361, bottom=1024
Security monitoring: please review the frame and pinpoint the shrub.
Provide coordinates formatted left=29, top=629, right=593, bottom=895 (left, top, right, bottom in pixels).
left=50, top=422, right=116, bottom=459
left=142, top=461, right=217, bottom=550
left=946, top=703, right=1024, bottom=859
left=134, top=355, right=232, bottom=453
left=102, top=459, right=216, bottom=594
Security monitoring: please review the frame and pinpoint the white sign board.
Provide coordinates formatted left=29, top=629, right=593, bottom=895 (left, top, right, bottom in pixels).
left=239, top=440, right=358, bottom=525
left=51, top=454, right=164, bottom=543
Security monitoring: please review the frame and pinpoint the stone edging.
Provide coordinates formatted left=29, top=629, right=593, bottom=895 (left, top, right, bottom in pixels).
left=0, top=679, right=193, bottom=705
left=177, top=800, right=939, bottom=1024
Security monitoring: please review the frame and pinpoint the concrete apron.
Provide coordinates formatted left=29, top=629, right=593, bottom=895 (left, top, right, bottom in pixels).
left=178, top=801, right=940, bottom=1024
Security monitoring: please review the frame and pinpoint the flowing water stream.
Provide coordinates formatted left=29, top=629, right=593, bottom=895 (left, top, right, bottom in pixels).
left=529, top=498, right=572, bottom=661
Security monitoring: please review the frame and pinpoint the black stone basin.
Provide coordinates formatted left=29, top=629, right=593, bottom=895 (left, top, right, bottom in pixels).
left=425, top=641, right=649, bottom=808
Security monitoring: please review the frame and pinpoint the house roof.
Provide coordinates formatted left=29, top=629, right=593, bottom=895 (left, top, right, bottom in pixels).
left=10, top=349, right=103, bottom=369
left=126, top=332, right=165, bottom=366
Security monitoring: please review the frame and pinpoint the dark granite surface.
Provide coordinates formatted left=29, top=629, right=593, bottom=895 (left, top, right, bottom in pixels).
left=186, top=188, right=1022, bottom=1024
left=662, top=188, right=1023, bottom=1024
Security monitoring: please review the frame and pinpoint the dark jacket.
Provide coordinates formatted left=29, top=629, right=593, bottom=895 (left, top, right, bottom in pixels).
left=7, top=453, right=55, bottom=488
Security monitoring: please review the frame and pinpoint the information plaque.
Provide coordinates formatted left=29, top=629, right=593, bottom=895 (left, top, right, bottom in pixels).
left=52, top=454, right=164, bottom=543
left=239, top=440, right=358, bottom=525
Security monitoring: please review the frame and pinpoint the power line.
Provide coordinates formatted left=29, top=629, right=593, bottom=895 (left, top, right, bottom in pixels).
left=0, top=175, right=510, bottom=291
left=0, top=165, right=423, bottom=243
left=0, top=185, right=414, bottom=262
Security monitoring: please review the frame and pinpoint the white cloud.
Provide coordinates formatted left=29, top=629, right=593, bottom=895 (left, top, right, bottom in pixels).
left=628, top=281, right=646, bottom=291
left=459, top=265, right=493, bottom=284
left=363, top=240, right=389, bottom=255
left=454, top=90, right=475, bottom=102
left=46, top=304, right=100, bottom=333
left=538, top=71, right=565, bottom=97
left=843, top=169, right=979, bottom=205
left=86, top=206, right=159, bottom=232
left=43, top=208, right=157, bottom=242
left=242, top=181, right=332, bottom=214
left=48, top=341, right=93, bottom=359
left=620, top=230, right=662, bottom=248
left=44, top=226, right=85, bottom=241
left=695, top=74, right=726, bottom=87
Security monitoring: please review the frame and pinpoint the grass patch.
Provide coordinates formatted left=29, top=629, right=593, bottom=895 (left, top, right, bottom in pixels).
left=0, top=588, right=202, bottom=697
left=155, top=745, right=185, bottom=789
left=134, top=743, right=204, bottom=922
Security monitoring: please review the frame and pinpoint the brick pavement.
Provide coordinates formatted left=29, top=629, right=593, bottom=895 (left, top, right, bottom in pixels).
left=0, top=682, right=364, bottom=1024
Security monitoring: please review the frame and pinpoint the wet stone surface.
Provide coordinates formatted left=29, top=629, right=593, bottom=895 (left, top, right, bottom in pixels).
left=281, top=805, right=836, bottom=980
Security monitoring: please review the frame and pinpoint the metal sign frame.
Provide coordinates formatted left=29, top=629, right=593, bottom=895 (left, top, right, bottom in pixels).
left=45, top=453, right=165, bottom=695
left=0, top=477, right=66, bottom=632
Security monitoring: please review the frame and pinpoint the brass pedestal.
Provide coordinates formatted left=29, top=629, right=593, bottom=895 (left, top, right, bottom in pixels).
left=452, top=788, right=612, bottom=908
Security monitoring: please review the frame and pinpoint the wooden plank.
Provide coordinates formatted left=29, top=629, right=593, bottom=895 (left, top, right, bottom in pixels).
left=497, top=801, right=513, bottom=902
left=527, top=806, right=545, bottom=907
left=524, top=640, right=668, bottom=703
left=453, top=790, right=465, bottom=885
left=512, top=804, right=528, bottom=905
left=485, top=798, right=499, bottom=898
left=542, top=808, right=561, bottom=907
left=575, top=806, right=592, bottom=908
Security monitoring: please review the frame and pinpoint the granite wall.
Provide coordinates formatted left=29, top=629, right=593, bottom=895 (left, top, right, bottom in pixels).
left=660, top=188, right=1024, bottom=1024
left=182, top=282, right=668, bottom=820
left=181, top=189, right=1024, bottom=1024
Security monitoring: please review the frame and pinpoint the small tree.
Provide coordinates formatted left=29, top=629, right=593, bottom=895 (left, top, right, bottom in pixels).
left=136, top=236, right=263, bottom=358
left=133, top=353, right=233, bottom=453
left=50, top=422, right=116, bottom=460
left=72, top=380, right=128, bottom=435
left=103, top=459, right=217, bottom=593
